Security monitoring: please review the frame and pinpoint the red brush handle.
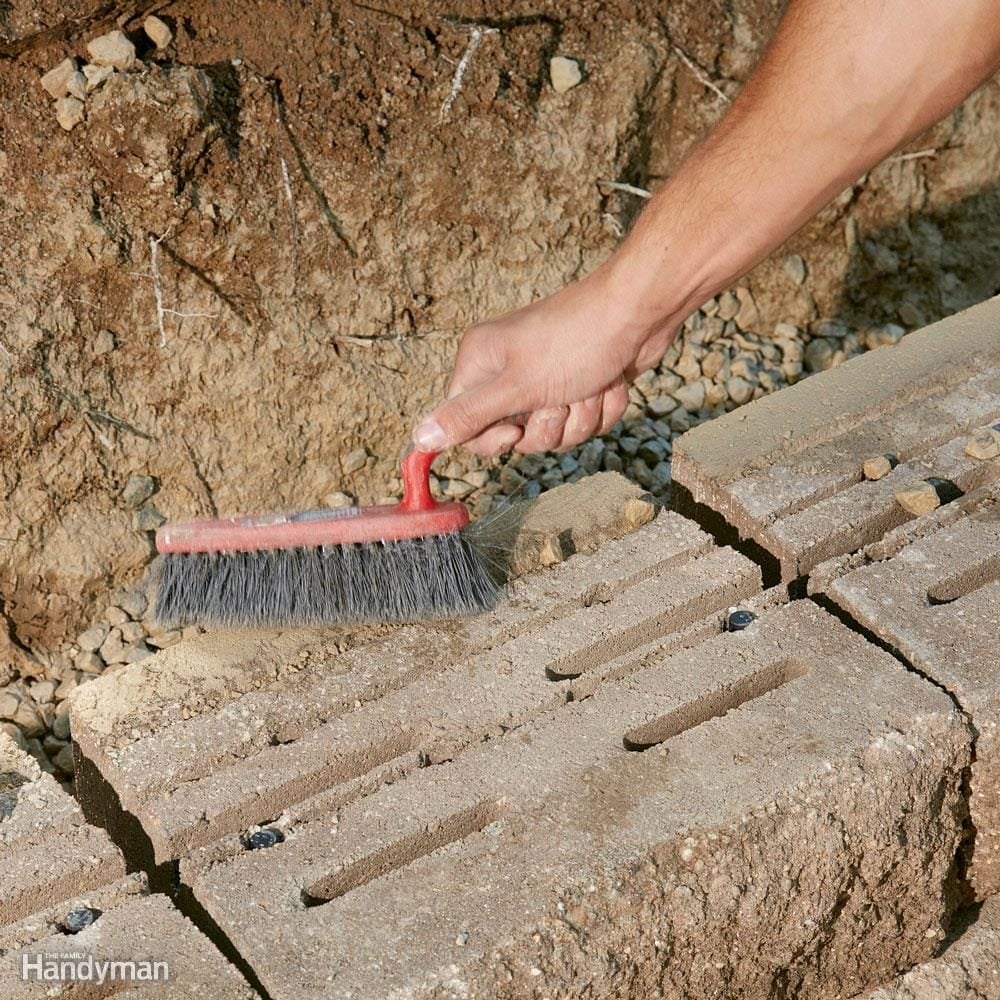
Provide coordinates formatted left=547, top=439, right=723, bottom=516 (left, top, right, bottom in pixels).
left=156, top=446, right=468, bottom=553
left=398, top=447, right=438, bottom=512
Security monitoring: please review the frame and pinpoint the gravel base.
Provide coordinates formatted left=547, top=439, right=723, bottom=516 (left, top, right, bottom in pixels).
left=1, top=292, right=908, bottom=778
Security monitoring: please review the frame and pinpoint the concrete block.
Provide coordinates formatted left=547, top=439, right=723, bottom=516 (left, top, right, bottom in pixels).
left=671, top=296, right=1000, bottom=579
left=817, top=484, right=1000, bottom=897
left=0, top=731, right=125, bottom=926
left=182, top=603, right=969, bottom=999
left=71, top=510, right=761, bottom=861
left=853, top=895, right=1000, bottom=999
left=1, top=892, right=258, bottom=998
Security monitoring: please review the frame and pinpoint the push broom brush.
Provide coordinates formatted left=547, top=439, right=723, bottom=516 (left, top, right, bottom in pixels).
left=153, top=448, right=501, bottom=627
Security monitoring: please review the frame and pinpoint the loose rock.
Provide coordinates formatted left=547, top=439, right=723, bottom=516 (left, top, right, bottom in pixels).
left=342, top=448, right=368, bottom=474
left=77, top=623, right=109, bottom=652
left=122, top=475, right=156, bottom=509
left=726, top=376, right=754, bottom=405
left=804, top=337, right=836, bottom=373
left=55, top=96, right=85, bottom=132
left=965, top=428, right=1000, bottom=461
left=0, top=690, right=21, bottom=720
left=895, top=481, right=940, bottom=517
left=550, top=56, right=583, bottom=94
left=134, top=504, right=166, bottom=531
left=83, top=63, right=115, bottom=91
left=783, top=254, right=807, bottom=285
left=104, top=605, right=129, bottom=627
left=86, top=30, right=137, bottom=71
left=66, top=71, right=88, bottom=101
left=674, top=381, right=706, bottom=413
left=324, top=491, right=354, bottom=509
left=144, top=15, right=173, bottom=49
left=40, top=58, right=78, bottom=98
left=862, top=455, right=894, bottom=481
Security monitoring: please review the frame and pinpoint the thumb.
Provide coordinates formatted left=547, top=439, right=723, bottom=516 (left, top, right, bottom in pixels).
left=413, top=378, right=522, bottom=451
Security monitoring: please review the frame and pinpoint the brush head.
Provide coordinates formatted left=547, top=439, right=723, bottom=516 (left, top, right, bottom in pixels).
left=152, top=448, right=502, bottom=628
left=154, top=531, right=501, bottom=628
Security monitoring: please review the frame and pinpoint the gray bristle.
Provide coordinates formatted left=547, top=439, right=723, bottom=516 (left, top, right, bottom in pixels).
left=153, top=533, right=502, bottom=628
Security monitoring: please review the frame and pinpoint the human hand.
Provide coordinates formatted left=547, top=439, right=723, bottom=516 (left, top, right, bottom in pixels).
left=411, top=265, right=680, bottom=456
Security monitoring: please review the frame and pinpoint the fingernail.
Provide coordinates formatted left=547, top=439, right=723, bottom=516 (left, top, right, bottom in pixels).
left=413, top=417, right=447, bottom=452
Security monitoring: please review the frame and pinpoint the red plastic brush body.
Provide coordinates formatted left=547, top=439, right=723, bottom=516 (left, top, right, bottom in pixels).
left=155, top=449, right=466, bottom=554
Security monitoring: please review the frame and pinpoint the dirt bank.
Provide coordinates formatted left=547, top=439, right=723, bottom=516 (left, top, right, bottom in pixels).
left=1, top=0, right=998, bottom=660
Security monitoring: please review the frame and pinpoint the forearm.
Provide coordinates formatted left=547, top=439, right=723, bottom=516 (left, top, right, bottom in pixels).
left=604, top=0, right=1000, bottom=340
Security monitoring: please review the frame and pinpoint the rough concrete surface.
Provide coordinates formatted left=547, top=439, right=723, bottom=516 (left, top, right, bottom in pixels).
left=0, top=730, right=254, bottom=996
left=0, top=730, right=125, bottom=926
left=816, top=484, right=1000, bottom=898
left=853, top=896, right=1000, bottom=1000
left=2, top=893, right=258, bottom=999
left=70, top=505, right=761, bottom=861
left=671, top=296, right=1000, bottom=579
left=178, top=602, right=969, bottom=1000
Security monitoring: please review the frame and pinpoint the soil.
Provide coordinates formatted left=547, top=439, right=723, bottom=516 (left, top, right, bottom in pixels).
left=1, top=0, right=998, bottom=664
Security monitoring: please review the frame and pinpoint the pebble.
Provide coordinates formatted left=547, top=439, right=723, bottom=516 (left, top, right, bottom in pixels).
left=29, top=680, right=56, bottom=704
left=14, top=700, right=45, bottom=739
left=134, top=504, right=166, bottom=531
left=52, top=713, right=72, bottom=741
left=122, top=475, right=157, bottom=509
left=716, top=291, right=740, bottom=322
left=499, top=465, right=526, bottom=493
left=77, top=623, right=109, bottom=652
left=99, top=628, right=128, bottom=664
left=602, top=451, right=623, bottom=473
left=965, top=428, right=1000, bottom=461
left=647, top=394, right=678, bottom=417
left=54, top=674, right=80, bottom=700
left=463, top=470, right=490, bottom=489
left=783, top=254, right=807, bottom=285
left=40, top=58, right=78, bottom=98
left=342, top=448, right=368, bottom=474
left=86, top=30, right=137, bottom=71
left=104, top=605, right=130, bottom=627
left=1, top=722, right=28, bottom=752
left=804, top=338, right=836, bottom=373
left=324, top=491, right=354, bottom=509
left=75, top=652, right=105, bottom=675
left=726, top=376, right=754, bottom=405
left=674, top=381, right=706, bottom=413
left=550, top=56, right=583, bottom=94
left=862, top=455, right=894, bottom=481
left=733, top=287, right=758, bottom=330
left=650, top=461, right=671, bottom=493
left=895, top=481, right=940, bottom=517
left=119, top=621, right=145, bottom=643
left=53, top=744, right=75, bottom=775
left=66, top=71, right=88, bottom=101
left=83, top=64, right=114, bottom=91
left=898, top=302, right=922, bottom=327
left=0, top=690, right=21, bottom=720
left=125, top=643, right=154, bottom=664
left=442, top=478, right=474, bottom=499
left=55, top=96, right=85, bottom=132
left=114, top=589, right=147, bottom=619
left=148, top=630, right=183, bottom=649
left=143, top=15, right=174, bottom=49
left=578, top=440, right=604, bottom=474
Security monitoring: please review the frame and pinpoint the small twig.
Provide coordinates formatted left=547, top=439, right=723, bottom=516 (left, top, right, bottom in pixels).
left=671, top=43, right=729, bottom=103
left=598, top=179, right=652, bottom=199
left=887, top=147, right=938, bottom=163
left=274, top=99, right=299, bottom=245
left=439, top=25, right=498, bottom=121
